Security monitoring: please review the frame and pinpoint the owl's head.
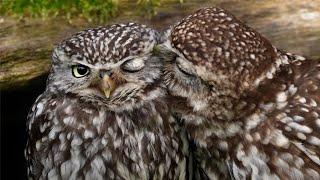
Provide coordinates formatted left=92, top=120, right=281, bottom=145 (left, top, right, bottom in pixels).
left=157, top=7, right=280, bottom=120
left=47, top=23, right=163, bottom=111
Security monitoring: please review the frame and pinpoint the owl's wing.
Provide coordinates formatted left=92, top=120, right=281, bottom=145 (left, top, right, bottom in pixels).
left=279, top=59, right=320, bottom=171
left=25, top=93, right=60, bottom=179
left=264, top=58, right=320, bottom=179
left=230, top=58, right=320, bottom=180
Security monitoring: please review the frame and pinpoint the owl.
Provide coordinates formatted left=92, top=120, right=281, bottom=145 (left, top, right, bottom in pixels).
left=25, top=23, right=189, bottom=179
left=157, top=7, right=320, bottom=179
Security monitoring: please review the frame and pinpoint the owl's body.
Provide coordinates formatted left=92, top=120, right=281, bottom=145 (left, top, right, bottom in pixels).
left=26, top=23, right=187, bottom=179
left=178, top=53, right=320, bottom=180
left=27, top=91, right=185, bottom=179
left=159, top=8, right=320, bottom=179
left=226, top=53, right=320, bottom=180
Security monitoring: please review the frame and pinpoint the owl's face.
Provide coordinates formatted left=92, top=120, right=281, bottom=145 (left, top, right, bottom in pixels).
left=159, top=45, right=223, bottom=118
left=47, top=23, right=163, bottom=111
left=158, top=7, right=277, bottom=120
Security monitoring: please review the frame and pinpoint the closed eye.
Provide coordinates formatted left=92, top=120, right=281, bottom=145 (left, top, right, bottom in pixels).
left=121, top=58, right=145, bottom=73
left=176, top=63, right=192, bottom=76
left=176, top=58, right=195, bottom=76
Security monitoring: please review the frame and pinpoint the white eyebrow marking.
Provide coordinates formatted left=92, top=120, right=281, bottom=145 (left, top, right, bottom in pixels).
left=71, top=54, right=148, bottom=69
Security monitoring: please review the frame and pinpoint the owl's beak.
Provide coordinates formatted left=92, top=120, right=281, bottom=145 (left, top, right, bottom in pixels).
left=101, top=74, right=116, bottom=99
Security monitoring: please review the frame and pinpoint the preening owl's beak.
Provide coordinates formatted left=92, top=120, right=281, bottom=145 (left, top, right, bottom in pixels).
left=101, top=74, right=116, bottom=99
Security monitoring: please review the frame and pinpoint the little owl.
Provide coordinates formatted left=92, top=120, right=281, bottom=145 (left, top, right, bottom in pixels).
left=25, top=23, right=189, bottom=179
left=157, top=7, right=320, bottom=180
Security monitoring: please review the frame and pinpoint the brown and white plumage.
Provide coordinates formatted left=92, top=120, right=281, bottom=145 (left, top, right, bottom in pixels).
left=158, top=7, right=320, bottom=179
left=26, top=23, right=188, bottom=179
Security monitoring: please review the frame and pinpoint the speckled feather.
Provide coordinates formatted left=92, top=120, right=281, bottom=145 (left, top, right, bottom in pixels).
left=26, top=23, right=188, bottom=179
left=26, top=94, right=186, bottom=179
left=167, top=7, right=277, bottom=94
left=58, top=23, right=160, bottom=65
left=160, top=7, right=320, bottom=180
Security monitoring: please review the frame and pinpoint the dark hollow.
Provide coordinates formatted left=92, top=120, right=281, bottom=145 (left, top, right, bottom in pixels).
left=1, top=74, right=48, bottom=180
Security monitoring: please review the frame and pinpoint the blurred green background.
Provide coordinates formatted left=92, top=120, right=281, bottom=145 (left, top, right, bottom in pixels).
left=0, top=0, right=180, bottom=22
left=0, top=1, right=319, bottom=180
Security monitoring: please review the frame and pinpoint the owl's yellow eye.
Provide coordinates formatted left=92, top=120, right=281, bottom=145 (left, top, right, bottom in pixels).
left=72, top=65, right=90, bottom=78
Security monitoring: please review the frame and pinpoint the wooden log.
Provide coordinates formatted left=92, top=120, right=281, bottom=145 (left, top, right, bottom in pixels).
left=1, top=0, right=319, bottom=91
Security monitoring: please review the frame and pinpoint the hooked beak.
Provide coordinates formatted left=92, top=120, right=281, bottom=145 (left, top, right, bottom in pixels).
left=101, top=74, right=116, bottom=99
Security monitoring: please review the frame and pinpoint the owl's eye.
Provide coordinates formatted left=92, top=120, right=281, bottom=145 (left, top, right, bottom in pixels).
left=121, top=58, right=145, bottom=73
left=72, top=65, right=90, bottom=78
left=176, top=59, right=194, bottom=76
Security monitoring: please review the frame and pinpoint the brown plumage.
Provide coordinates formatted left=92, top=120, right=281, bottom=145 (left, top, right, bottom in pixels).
left=158, top=7, right=320, bottom=179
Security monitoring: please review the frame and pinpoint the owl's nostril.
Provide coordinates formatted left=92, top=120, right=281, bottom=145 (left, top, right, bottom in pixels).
left=99, top=70, right=113, bottom=78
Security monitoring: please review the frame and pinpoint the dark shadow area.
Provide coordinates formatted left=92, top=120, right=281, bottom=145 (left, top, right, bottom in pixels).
left=1, top=74, right=48, bottom=180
